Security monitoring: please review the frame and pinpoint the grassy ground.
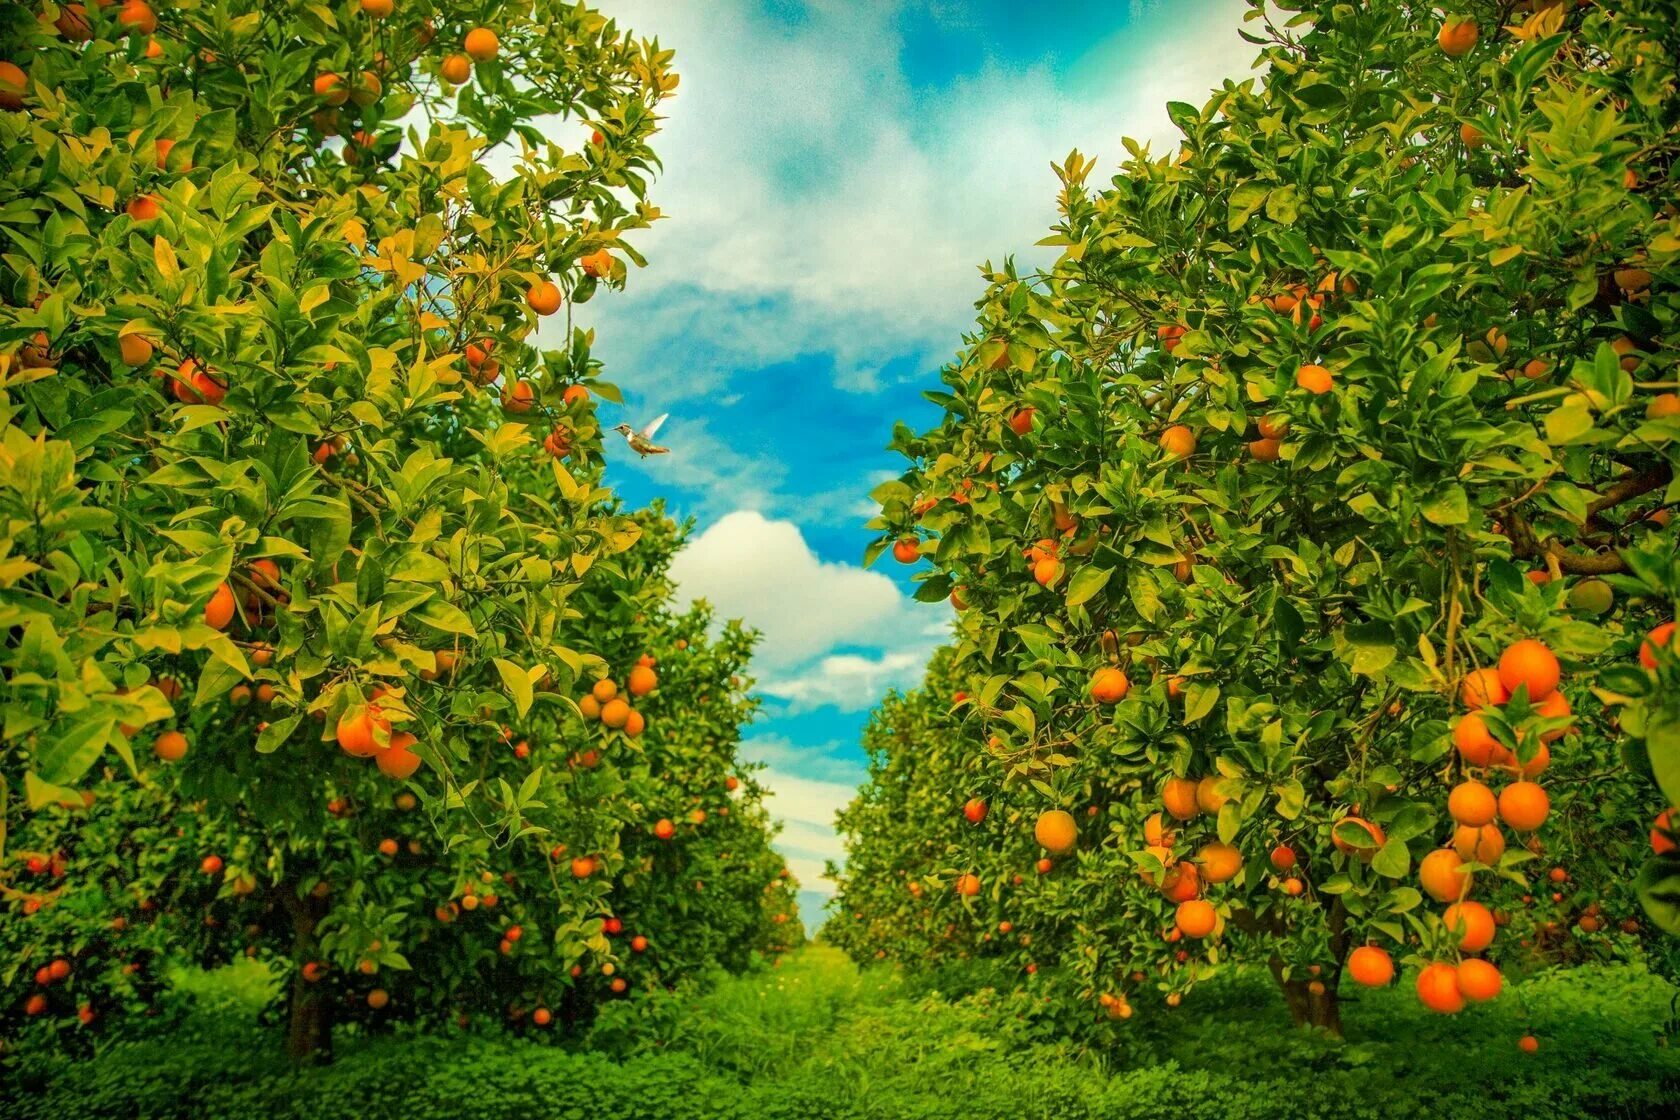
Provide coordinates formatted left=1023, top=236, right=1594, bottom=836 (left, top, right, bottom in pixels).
left=5, top=946, right=1678, bottom=1119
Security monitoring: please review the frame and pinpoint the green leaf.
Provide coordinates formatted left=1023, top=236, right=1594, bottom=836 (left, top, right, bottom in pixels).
left=495, top=658, right=535, bottom=719
left=1371, top=838, right=1411, bottom=879
left=1183, top=682, right=1220, bottom=724
left=1648, top=716, right=1680, bottom=809
left=1065, top=565, right=1111, bottom=607
left=256, top=715, right=302, bottom=755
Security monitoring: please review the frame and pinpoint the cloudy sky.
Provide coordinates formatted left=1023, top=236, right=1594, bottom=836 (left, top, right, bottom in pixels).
left=574, top=0, right=1257, bottom=928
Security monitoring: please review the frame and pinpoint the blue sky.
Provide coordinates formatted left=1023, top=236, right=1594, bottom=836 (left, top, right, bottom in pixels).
left=569, top=0, right=1257, bottom=928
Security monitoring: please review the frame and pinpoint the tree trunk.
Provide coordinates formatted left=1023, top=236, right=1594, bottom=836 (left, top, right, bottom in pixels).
left=1269, top=960, right=1343, bottom=1035
left=282, top=885, right=332, bottom=1063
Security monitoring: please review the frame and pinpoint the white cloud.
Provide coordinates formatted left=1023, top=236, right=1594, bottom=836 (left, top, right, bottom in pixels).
left=584, top=0, right=1257, bottom=400
left=668, top=509, right=913, bottom=670
left=759, top=647, right=934, bottom=714
left=739, top=734, right=869, bottom=896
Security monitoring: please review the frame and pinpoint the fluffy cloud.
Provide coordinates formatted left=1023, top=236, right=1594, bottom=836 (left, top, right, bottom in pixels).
left=739, top=734, right=869, bottom=896
left=583, top=0, right=1257, bottom=399
left=668, top=509, right=921, bottom=670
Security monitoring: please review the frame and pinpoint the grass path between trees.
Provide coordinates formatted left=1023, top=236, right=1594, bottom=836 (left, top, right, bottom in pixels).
left=5, top=945, right=1678, bottom=1119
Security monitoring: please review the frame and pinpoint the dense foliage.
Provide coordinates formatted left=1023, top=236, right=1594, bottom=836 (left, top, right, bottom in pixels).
left=0, top=0, right=799, bottom=1057
left=837, top=0, right=1680, bottom=1032
left=6, top=946, right=1677, bottom=1120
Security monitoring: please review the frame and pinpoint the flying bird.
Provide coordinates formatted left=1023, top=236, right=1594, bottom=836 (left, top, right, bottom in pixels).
left=612, top=413, right=670, bottom=457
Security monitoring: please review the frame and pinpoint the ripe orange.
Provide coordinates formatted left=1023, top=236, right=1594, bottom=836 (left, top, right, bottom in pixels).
left=532, top=1007, right=552, bottom=1026
left=154, top=730, right=188, bottom=762
left=502, top=380, right=535, bottom=413
left=313, top=72, right=348, bottom=105
left=654, top=818, right=675, bottom=840
left=1497, top=781, right=1549, bottom=831
left=1162, top=777, right=1200, bottom=821
left=1648, top=393, right=1680, bottom=419
left=1347, top=945, right=1393, bottom=987
left=593, top=678, right=619, bottom=703
left=1159, top=424, right=1196, bottom=458
left=1639, top=622, right=1676, bottom=669
left=1160, top=860, right=1200, bottom=903
left=1531, top=690, right=1572, bottom=744
left=1196, top=842, right=1241, bottom=884
left=1442, top=900, right=1496, bottom=952
left=1034, top=809, right=1078, bottom=855
left=1518, top=1034, right=1539, bottom=1053
left=1090, top=667, right=1129, bottom=704
left=1256, top=414, right=1289, bottom=440
left=1452, top=712, right=1498, bottom=766
left=1456, top=958, right=1502, bottom=1003
left=527, top=280, right=562, bottom=315
left=0, top=61, right=25, bottom=111
left=336, top=705, right=390, bottom=757
left=1295, top=363, right=1332, bottom=394
left=360, top=0, right=393, bottom=16
left=963, top=797, right=987, bottom=824
left=201, top=854, right=223, bottom=875
left=1033, top=556, right=1060, bottom=586
left=578, top=694, right=601, bottom=720
left=1331, top=816, right=1384, bottom=861
left=601, top=698, right=631, bottom=729
left=1269, top=844, right=1296, bottom=871
left=1420, top=848, right=1471, bottom=903
left=1653, top=809, right=1677, bottom=856
left=441, top=53, right=472, bottom=83
left=1281, top=877, right=1304, bottom=896
left=955, top=873, right=981, bottom=897
left=367, top=988, right=389, bottom=1009
left=464, top=27, right=499, bottom=61
left=1459, top=121, right=1484, bottom=149
left=378, top=838, right=398, bottom=857
left=1497, top=639, right=1559, bottom=701
left=581, top=249, right=616, bottom=278
left=1195, top=776, right=1227, bottom=815
left=1175, top=899, right=1216, bottom=939
left=571, top=856, right=595, bottom=878
left=1452, top=823, right=1505, bottom=865
left=377, top=734, right=421, bottom=780
left=1448, top=780, right=1498, bottom=827
left=204, top=582, right=236, bottom=629
left=1248, top=438, right=1281, bottom=461
left=1438, top=17, right=1478, bottom=57
left=1415, top=962, right=1465, bottom=1013
left=1144, top=812, right=1174, bottom=847
left=118, top=332, right=154, bottom=365
left=1459, top=667, right=1508, bottom=709
left=627, top=664, right=658, bottom=697
left=892, top=537, right=919, bottom=563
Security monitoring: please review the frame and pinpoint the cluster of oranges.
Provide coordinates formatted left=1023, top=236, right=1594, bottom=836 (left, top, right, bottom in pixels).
left=576, top=657, right=658, bottom=737
left=335, top=693, right=421, bottom=781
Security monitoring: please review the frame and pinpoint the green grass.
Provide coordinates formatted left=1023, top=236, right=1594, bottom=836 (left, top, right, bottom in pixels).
left=5, top=947, right=1678, bottom=1119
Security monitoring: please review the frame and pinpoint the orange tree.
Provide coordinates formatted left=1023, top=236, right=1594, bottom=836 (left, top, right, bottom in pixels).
left=842, top=0, right=1679, bottom=1033
left=0, top=513, right=801, bottom=1056
left=0, top=0, right=796, bottom=1057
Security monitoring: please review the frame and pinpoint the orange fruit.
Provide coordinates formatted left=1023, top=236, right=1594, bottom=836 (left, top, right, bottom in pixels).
left=0, top=61, right=25, bottom=111
left=367, top=988, right=389, bottom=1009
left=1248, top=438, right=1281, bottom=461
left=1531, top=691, right=1572, bottom=744
left=955, top=873, right=981, bottom=897
left=571, top=856, right=594, bottom=878
left=1160, top=860, right=1200, bottom=903
left=1331, top=816, right=1385, bottom=861
left=1159, top=424, right=1196, bottom=458
left=464, top=27, right=499, bottom=61
left=578, top=694, right=601, bottom=720
left=1438, top=17, right=1478, bottom=57
left=1518, top=1034, right=1539, bottom=1053
left=1269, top=844, right=1296, bottom=871
left=1034, top=809, right=1078, bottom=855
left=204, top=582, right=236, bottom=629
left=1295, top=363, right=1332, bottom=394
left=377, top=733, right=421, bottom=780
left=581, top=249, right=616, bottom=278
left=154, top=730, right=188, bottom=762
left=1498, top=781, right=1549, bottom=831
left=501, top=380, right=535, bottom=413
left=1639, top=622, right=1676, bottom=669
left=1498, top=639, right=1559, bottom=701
left=313, top=72, right=348, bottom=105
left=1452, top=823, right=1505, bottom=865
left=1459, top=667, right=1508, bottom=709
left=627, top=664, right=657, bottom=696
left=963, top=798, right=987, bottom=824
left=1143, top=812, right=1173, bottom=847
left=1347, top=945, right=1393, bottom=987
left=441, top=53, right=472, bottom=83
left=1174, top=899, right=1216, bottom=938
left=1256, top=415, right=1289, bottom=440
left=1415, top=961, right=1465, bottom=1013
left=593, top=678, right=619, bottom=703
left=527, top=280, right=562, bottom=315
left=1653, top=809, right=1677, bottom=856
left=1196, top=842, right=1241, bottom=884
left=1195, top=776, right=1227, bottom=815
left=654, top=818, right=675, bottom=840
left=1090, top=667, right=1129, bottom=704
left=1647, top=393, right=1680, bottom=419
left=336, top=705, right=390, bottom=757
left=892, top=538, right=919, bottom=563
left=1162, top=777, right=1200, bottom=821
left=1281, top=877, right=1304, bottom=896
left=1442, top=900, right=1496, bottom=952
left=601, top=699, right=630, bottom=729
left=118, top=333, right=154, bottom=365
left=1452, top=712, right=1498, bottom=766
left=1456, top=958, right=1502, bottom=1002
left=360, top=0, right=393, bottom=16
left=1420, top=848, right=1471, bottom=902
left=1008, top=407, right=1035, bottom=435
left=1459, top=121, right=1484, bottom=149
left=1448, top=780, right=1498, bottom=827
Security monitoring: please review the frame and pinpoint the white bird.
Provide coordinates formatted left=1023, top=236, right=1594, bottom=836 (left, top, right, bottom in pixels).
left=612, top=413, right=670, bottom=457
